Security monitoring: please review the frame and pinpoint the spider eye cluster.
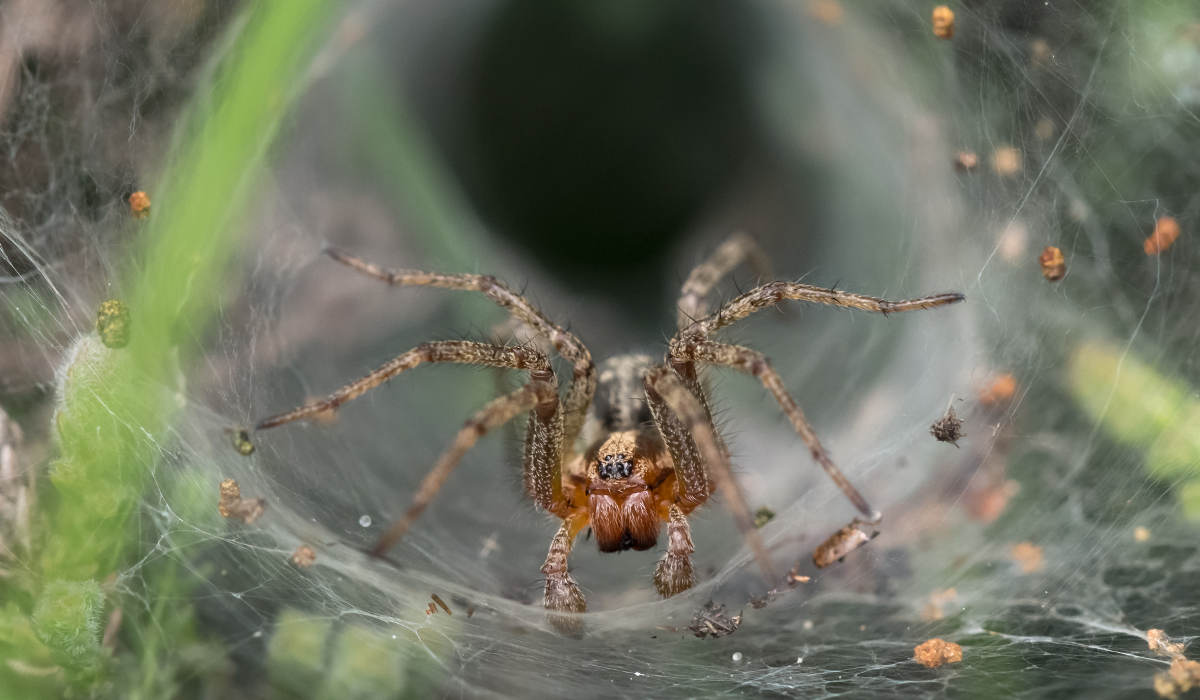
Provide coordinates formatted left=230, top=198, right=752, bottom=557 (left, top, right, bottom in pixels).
left=598, top=453, right=634, bottom=480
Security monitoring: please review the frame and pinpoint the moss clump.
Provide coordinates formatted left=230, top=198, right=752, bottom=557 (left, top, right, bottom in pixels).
left=31, top=579, right=105, bottom=671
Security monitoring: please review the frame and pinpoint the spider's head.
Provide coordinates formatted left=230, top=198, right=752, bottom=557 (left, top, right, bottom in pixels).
left=584, top=430, right=670, bottom=552
left=597, top=452, right=634, bottom=480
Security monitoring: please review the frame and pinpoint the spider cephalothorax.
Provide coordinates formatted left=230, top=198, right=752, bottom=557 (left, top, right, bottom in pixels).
left=251, top=232, right=964, bottom=629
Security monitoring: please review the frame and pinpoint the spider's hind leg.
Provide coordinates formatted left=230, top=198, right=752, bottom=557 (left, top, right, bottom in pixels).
left=654, top=505, right=696, bottom=597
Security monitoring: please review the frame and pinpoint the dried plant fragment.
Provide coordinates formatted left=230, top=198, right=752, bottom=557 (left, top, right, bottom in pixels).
left=1148, top=629, right=1186, bottom=658
left=431, top=594, right=451, bottom=615
left=754, top=506, right=775, bottom=528
left=930, top=406, right=964, bottom=446
left=689, top=601, right=741, bottom=639
left=0, top=407, right=32, bottom=564
left=96, top=299, right=131, bottom=349
left=291, top=545, right=316, bottom=568
left=991, top=146, right=1022, bottom=177
left=1145, top=216, right=1182, bottom=256
left=303, top=397, right=338, bottom=426
left=786, top=567, right=811, bottom=586
left=953, top=150, right=979, bottom=172
left=914, top=638, right=963, bottom=668
left=1009, top=541, right=1044, bottom=573
left=230, top=428, right=255, bottom=456
left=1039, top=246, right=1066, bottom=281
left=813, top=517, right=879, bottom=568
left=931, top=6, right=954, bottom=39
left=218, top=478, right=266, bottom=524
left=979, top=373, right=1017, bottom=406
left=128, top=190, right=151, bottom=219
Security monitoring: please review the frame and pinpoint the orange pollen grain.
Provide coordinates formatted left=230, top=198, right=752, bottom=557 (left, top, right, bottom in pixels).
left=1144, top=216, right=1181, bottom=256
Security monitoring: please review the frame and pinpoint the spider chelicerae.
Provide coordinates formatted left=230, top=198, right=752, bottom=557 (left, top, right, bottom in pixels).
left=251, top=233, right=964, bottom=625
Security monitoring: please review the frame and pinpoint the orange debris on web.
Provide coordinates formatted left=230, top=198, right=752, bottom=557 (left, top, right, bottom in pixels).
left=218, top=478, right=266, bottom=524
left=128, top=190, right=151, bottom=219
left=991, top=146, right=1022, bottom=176
left=921, top=588, right=959, bottom=621
left=914, top=638, right=963, bottom=668
left=1148, top=629, right=1185, bottom=658
left=291, top=545, right=316, bottom=568
left=1156, top=658, right=1200, bottom=698
left=807, top=0, right=843, bottom=25
left=964, top=479, right=1020, bottom=523
left=1144, top=216, right=1181, bottom=255
left=979, top=373, right=1017, bottom=406
left=931, top=6, right=955, bottom=39
left=1039, top=245, right=1066, bottom=281
left=1010, top=541, right=1044, bottom=573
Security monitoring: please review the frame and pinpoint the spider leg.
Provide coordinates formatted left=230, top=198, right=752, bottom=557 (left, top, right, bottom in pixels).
left=257, top=339, right=546, bottom=430
left=323, top=247, right=596, bottom=449
left=542, top=514, right=588, bottom=632
left=676, top=232, right=771, bottom=330
left=653, top=504, right=696, bottom=597
left=678, top=280, right=964, bottom=340
left=371, top=377, right=559, bottom=556
left=645, top=366, right=776, bottom=583
left=256, top=339, right=568, bottom=521
left=673, top=339, right=876, bottom=519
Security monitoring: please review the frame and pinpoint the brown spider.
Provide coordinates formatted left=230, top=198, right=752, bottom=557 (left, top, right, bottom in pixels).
left=251, top=233, right=964, bottom=624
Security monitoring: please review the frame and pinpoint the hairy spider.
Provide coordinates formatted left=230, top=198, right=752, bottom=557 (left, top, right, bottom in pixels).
left=251, top=233, right=964, bottom=624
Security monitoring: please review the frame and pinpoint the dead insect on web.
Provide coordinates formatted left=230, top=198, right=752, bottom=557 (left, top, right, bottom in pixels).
left=128, top=190, right=151, bottom=219
left=754, top=506, right=775, bottom=528
left=1145, top=216, right=1182, bottom=256
left=930, top=406, right=964, bottom=446
left=218, top=478, right=265, bottom=524
left=291, top=545, right=316, bottom=568
left=229, top=428, right=255, bottom=456
left=1038, top=245, right=1066, bottom=281
left=813, top=517, right=879, bottom=568
left=914, top=637, right=963, bottom=668
left=96, top=299, right=131, bottom=349
left=931, top=6, right=954, bottom=39
left=689, top=601, right=741, bottom=639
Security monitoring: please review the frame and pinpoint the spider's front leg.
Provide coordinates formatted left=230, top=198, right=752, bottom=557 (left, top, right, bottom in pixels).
left=653, top=505, right=696, bottom=597
left=645, top=366, right=776, bottom=584
left=542, top=515, right=587, bottom=631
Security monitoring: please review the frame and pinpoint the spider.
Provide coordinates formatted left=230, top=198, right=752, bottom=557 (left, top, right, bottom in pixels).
left=251, top=233, right=964, bottom=625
